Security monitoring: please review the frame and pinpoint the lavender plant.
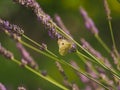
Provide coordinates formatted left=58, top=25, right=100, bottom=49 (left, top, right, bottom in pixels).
left=0, top=0, right=120, bottom=90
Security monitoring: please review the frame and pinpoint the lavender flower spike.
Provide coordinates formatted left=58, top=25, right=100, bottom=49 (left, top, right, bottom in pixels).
left=0, top=18, right=24, bottom=36
left=54, top=14, right=71, bottom=36
left=80, top=38, right=112, bottom=68
left=55, top=15, right=77, bottom=53
left=0, top=83, right=6, bottom=90
left=80, top=7, right=99, bottom=35
left=13, top=0, right=61, bottom=39
left=55, top=61, right=67, bottom=80
left=103, top=0, right=112, bottom=20
left=0, top=43, right=14, bottom=60
left=16, top=42, right=39, bottom=70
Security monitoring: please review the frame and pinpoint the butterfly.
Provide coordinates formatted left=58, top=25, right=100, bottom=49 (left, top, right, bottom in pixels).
left=57, top=39, right=72, bottom=56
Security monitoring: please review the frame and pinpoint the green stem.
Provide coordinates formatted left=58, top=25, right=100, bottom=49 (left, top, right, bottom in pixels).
left=23, top=34, right=42, bottom=47
left=76, top=50, right=102, bottom=69
left=78, top=69, right=110, bottom=90
left=76, top=51, right=116, bottom=89
left=23, top=33, right=120, bottom=85
left=76, top=51, right=100, bottom=74
left=108, top=20, right=120, bottom=72
left=23, top=34, right=57, bottom=58
left=12, top=58, right=69, bottom=90
left=23, top=33, right=119, bottom=83
left=19, top=40, right=109, bottom=89
left=51, top=21, right=120, bottom=79
left=108, top=20, right=118, bottom=56
left=95, top=34, right=111, bottom=53
left=76, top=50, right=98, bottom=64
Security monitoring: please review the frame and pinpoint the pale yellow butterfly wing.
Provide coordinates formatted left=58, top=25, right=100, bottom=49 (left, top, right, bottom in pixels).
left=58, top=39, right=72, bottom=56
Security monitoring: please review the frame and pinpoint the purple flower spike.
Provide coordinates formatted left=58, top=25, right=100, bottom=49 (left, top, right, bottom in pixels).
left=81, top=38, right=112, bottom=68
left=80, top=7, right=99, bottom=35
left=0, top=83, right=6, bottom=90
left=54, top=14, right=70, bottom=36
left=13, top=0, right=61, bottom=39
left=103, top=0, right=112, bottom=20
left=0, top=18, right=24, bottom=36
left=16, top=42, right=39, bottom=70
left=0, top=43, right=14, bottom=60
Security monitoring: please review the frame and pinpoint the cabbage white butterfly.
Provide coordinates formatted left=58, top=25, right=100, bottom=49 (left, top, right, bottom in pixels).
left=57, top=39, right=72, bottom=56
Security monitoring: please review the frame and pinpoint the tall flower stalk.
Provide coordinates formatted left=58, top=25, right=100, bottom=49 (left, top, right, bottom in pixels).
left=0, top=17, right=109, bottom=89
left=0, top=0, right=120, bottom=89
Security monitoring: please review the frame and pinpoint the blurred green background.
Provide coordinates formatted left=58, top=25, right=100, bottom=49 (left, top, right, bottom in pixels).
left=0, top=0, right=120, bottom=90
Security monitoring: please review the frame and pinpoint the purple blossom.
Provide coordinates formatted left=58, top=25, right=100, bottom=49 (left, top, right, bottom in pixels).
left=48, top=28, right=61, bottom=39
left=81, top=38, right=112, bottom=68
left=79, top=74, right=89, bottom=83
left=0, top=43, right=14, bottom=60
left=13, top=0, right=61, bottom=39
left=39, top=43, right=47, bottom=50
left=118, top=85, right=120, bottom=90
left=81, top=38, right=102, bottom=59
left=55, top=14, right=76, bottom=52
left=0, top=83, right=6, bottom=90
left=85, top=62, right=98, bottom=79
left=55, top=61, right=68, bottom=80
left=16, top=42, right=33, bottom=63
left=54, top=14, right=70, bottom=36
left=80, top=7, right=99, bottom=35
left=70, top=60, right=89, bottom=83
left=103, top=0, right=112, bottom=20
left=16, top=42, right=39, bottom=70
left=0, top=18, right=24, bottom=36
left=85, top=86, right=92, bottom=90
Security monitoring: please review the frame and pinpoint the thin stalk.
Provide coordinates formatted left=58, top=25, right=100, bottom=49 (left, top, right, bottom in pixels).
left=76, top=51, right=100, bottom=74
left=76, top=51, right=101, bottom=71
left=22, top=32, right=120, bottom=84
left=22, top=34, right=57, bottom=58
left=19, top=40, right=109, bottom=89
left=95, top=34, right=111, bottom=53
left=22, top=33, right=112, bottom=76
left=108, top=20, right=118, bottom=56
left=22, top=33, right=110, bottom=76
left=12, top=58, right=69, bottom=90
left=51, top=21, right=120, bottom=78
left=108, top=20, right=120, bottom=71
left=76, top=50, right=120, bottom=79
left=77, top=68, right=110, bottom=90
left=55, top=25, right=105, bottom=67
left=76, top=50, right=97, bottom=64
left=22, top=34, right=42, bottom=47
left=76, top=51, right=116, bottom=89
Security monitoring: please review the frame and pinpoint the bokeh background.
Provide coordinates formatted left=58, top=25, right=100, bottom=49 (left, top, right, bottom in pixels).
left=0, top=0, right=120, bottom=90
